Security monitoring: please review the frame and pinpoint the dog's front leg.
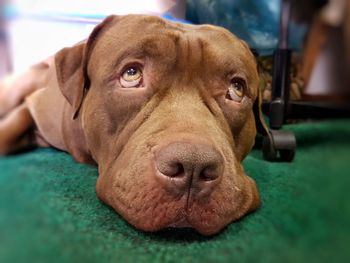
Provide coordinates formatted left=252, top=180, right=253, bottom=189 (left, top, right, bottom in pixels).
left=0, top=104, right=37, bottom=155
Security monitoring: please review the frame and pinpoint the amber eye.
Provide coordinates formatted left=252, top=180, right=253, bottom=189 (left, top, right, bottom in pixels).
left=120, top=66, right=142, bottom=88
left=227, top=78, right=246, bottom=102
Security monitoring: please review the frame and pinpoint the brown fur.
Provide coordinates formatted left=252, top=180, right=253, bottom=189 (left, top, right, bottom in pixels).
left=0, top=15, right=268, bottom=235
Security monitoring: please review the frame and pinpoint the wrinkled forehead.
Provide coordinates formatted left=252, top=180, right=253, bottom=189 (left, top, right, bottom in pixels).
left=88, top=15, right=258, bottom=84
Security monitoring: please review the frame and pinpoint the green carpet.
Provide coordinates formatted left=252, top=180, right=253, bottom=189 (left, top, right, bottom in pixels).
left=1, top=120, right=350, bottom=263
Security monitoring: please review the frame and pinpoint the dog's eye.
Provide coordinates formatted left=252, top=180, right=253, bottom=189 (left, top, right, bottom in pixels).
left=227, top=78, right=246, bottom=102
left=120, top=66, right=142, bottom=88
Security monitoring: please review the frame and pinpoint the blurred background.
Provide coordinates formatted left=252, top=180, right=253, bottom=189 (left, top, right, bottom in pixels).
left=0, top=0, right=187, bottom=74
left=0, top=0, right=349, bottom=100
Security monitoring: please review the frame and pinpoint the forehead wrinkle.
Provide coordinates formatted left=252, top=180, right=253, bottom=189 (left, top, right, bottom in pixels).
left=88, top=30, right=179, bottom=77
left=188, top=35, right=205, bottom=70
left=172, top=33, right=207, bottom=84
left=201, top=36, right=258, bottom=81
left=88, top=15, right=181, bottom=57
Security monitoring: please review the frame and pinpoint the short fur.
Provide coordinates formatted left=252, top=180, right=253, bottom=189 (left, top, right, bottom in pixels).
left=0, top=15, right=268, bottom=235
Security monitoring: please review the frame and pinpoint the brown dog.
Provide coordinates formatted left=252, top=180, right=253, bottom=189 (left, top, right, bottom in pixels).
left=0, top=15, right=268, bottom=235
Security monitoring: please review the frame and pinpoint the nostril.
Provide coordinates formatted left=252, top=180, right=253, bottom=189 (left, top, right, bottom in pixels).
left=199, top=165, right=220, bottom=181
left=160, top=161, right=185, bottom=178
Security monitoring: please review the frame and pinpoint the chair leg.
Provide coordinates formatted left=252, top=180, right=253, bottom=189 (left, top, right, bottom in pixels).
left=263, top=0, right=296, bottom=162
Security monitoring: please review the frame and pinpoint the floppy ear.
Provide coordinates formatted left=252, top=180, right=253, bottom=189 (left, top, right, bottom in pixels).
left=55, top=43, right=85, bottom=119
left=241, top=40, right=270, bottom=137
left=55, top=15, right=117, bottom=119
left=253, top=88, right=269, bottom=137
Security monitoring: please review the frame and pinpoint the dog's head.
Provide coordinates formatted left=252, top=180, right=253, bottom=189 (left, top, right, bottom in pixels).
left=55, top=15, right=268, bottom=235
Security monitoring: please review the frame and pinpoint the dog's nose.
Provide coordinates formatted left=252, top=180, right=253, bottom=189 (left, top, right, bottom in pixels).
left=155, top=142, right=223, bottom=196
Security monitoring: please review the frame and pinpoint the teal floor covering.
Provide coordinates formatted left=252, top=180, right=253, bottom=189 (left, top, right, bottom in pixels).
left=0, top=120, right=350, bottom=263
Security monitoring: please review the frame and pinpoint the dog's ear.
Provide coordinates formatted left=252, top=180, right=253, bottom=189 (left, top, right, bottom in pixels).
left=240, top=40, right=270, bottom=137
left=253, top=87, right=269, bottom=137
left=55, top=43, right=85, bottom=119
left=55, top=15, right=117, bottom=119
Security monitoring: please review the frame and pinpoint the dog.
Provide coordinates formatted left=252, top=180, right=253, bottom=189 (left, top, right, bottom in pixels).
left=0, top=15, right=268, bottom=235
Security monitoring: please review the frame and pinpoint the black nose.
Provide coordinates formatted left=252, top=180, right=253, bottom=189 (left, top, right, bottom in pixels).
left=154, top=142, right=223, bottom=197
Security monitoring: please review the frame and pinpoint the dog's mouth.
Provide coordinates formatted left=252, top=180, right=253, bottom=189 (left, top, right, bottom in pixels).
left=162, top=192, right=236, bottom=235
left=99, top=175, right=254, bottom=236
left=97, top=171, right=259, bottom=235
left=164, top=205, right=223, bottom=235
left=167, top=213, right=192, bottom=228
left=96, top=140, right=260, bottom=236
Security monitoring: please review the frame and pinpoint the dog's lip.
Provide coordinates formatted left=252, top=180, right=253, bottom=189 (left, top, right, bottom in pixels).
left=166, top=200, right=218, bottom=232
left=166, top=210, right=224, bottom=235
left=167, top=217, right=192, bottom=228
